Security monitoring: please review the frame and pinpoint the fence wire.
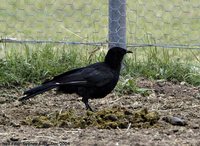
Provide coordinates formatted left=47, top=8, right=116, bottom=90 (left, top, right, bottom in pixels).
left=0, top=0, right=200, bottom=49
left=1, top=38, right=200, bottom=50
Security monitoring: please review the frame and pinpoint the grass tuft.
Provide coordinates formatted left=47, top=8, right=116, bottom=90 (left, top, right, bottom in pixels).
left=0, top=44, right=200, bottom=92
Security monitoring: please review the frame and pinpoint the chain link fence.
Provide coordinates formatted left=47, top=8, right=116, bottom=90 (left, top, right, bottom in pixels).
left=0, top=0, right=200, bottom=49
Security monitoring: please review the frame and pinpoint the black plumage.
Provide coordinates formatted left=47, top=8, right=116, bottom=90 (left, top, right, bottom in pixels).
left=19, top=47, right=132, bottom=111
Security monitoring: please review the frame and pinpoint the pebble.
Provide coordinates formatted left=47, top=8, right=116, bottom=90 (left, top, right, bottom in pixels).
left=192, top=124, right=199, bottom=129
left=10, top=137, right=19, bottom=141
left=162, top=116, right=187, bottom=126
left=10, top=122, right=21, bottom=128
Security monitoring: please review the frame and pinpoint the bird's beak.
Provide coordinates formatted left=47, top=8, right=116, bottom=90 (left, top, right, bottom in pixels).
left=126, top=50, right=133, bottom=53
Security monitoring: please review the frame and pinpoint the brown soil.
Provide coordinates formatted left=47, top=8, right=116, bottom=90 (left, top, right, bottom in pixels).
left=0, top=78, right=200, bottom=146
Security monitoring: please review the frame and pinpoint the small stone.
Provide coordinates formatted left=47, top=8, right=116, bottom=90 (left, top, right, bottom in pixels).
left=192, top=124, right=199, bottom=129
left=162, top=116, right=187, bottom=126
left=104, top=114, right=118, bottom=121
left=171, top=79, right=179, bottom=84
left=180, top=81, right=186, bottom=85
left=195, top=93, right=200, bottom=100
left=10, top=122, right=21, bottom=128
left=10, top=137, right=19, bottom=141
left=157, top=82, right=165, bottom=87
left=172, top=128, right=179, bottom=133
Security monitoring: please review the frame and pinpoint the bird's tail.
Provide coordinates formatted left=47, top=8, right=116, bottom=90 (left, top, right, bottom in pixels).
left=19, top=83, right=58, bottom=101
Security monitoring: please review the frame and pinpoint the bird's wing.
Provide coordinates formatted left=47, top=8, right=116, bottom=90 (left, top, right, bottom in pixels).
left=43, top=63, right=114, bottom=87
left=43, top=67, right=85, bottom=84
left=81, top=64, right=115, bottom=87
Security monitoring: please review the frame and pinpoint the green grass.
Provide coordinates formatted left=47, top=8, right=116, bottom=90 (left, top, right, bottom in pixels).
left=0, top=44, right=106, bottom=86
left=1, top=44, right=200, bottom=92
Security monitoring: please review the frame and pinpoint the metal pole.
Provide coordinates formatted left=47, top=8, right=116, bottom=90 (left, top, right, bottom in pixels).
left=109, top=0, right=126, bottom=49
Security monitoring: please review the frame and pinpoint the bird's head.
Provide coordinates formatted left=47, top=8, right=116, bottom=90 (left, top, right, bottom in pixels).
left=104, top=47, right=132, bottom=70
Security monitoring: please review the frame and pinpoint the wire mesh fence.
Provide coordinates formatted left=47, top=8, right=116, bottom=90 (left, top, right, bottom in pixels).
left=0, top=0, right=200, bottom=49
left=0, top=0, right=108, bottom=43
left=127, top=0, right=200, bottom=49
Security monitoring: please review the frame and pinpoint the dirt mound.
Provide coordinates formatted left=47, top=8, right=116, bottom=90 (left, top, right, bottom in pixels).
left=22, top=107, right=159, bottom=129
left=0, top=79, right=200, bottom=145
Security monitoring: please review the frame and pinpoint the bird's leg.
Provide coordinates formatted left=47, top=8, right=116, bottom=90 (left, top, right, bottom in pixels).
left=82, top=98, right=93, bottom=112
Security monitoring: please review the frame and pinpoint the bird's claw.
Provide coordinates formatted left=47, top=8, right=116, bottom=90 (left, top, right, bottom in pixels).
left=86, top=103, right=94, bottom=112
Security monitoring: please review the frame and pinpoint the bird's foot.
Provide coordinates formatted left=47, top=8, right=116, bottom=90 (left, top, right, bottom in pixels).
left=86, top=103, right=94, bottom=112
left=82, top=98, right=94, bottom=112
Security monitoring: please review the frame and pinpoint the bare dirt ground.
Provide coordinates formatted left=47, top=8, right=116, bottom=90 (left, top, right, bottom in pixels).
left=0, top=78, right=200, bottom=146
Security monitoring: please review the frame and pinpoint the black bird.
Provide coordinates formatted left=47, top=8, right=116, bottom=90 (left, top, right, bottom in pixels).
left=19, top=47, right=132, bottom=111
